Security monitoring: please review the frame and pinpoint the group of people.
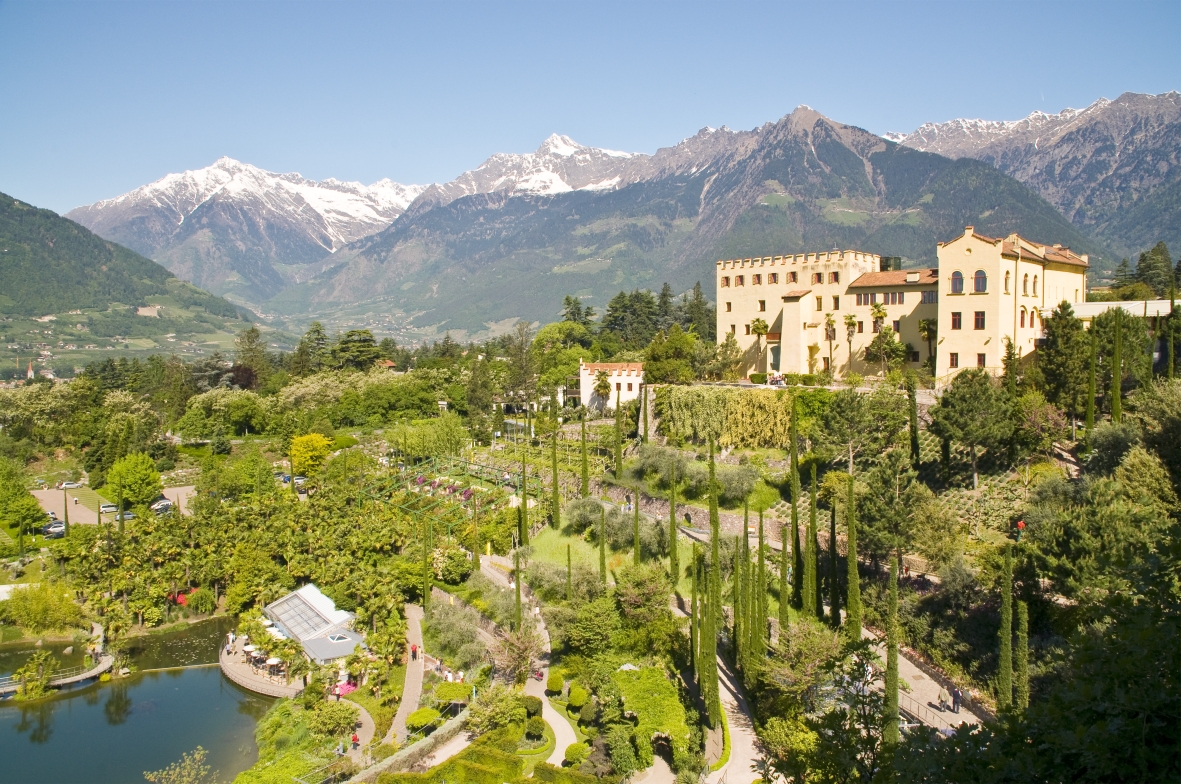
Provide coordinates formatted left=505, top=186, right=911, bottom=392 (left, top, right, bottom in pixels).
left=937, top=685, right=964, bottom=714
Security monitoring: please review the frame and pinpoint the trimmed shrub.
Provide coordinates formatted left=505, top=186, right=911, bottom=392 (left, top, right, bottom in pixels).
left=405, top=707, right=442, bottom=733
left=546, top=671, right=564, bottom=695
left=563, top=743, right=590, bottom=767
left=526, top=716, right=547, bottom=739
left=749, top=373, right=767, bottom=385
left=578, top=699, right=597, bottom=725
left=433, top=681, right=473, bottom=705
left=308, top=701, right=359, bottom=737
left=567, top=683, right=588, bottom=710
left=521, top=695, right=543, bottom=718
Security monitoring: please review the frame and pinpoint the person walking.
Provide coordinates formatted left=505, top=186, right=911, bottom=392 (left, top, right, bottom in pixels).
left=951, top=687, right=962, bottom=714
left=937, top=686, right=950, bottom=712
left=351, top=732, right=359, bottom=750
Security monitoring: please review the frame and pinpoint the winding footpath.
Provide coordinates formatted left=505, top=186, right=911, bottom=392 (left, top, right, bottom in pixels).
left=388, top=604, right=424, bottom=744
left=707, top=657, right=762, bottom=784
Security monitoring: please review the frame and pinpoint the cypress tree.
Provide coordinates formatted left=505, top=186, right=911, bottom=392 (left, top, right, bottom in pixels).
left=735, top=518, right=747, bottom=676
left=844, top=474, right=861, bottom=640
left=599, top=505, right=607, bottom=585
left=520, top=440, right=529, bottom=547
left=62, top=489, right=69, bottom=537
left=705, top=437, right=721, bottom=727
left=998, top=544, right=1013, bottom=709
left=1112, top=314, right=1123, bottom=424
left=633, top=491, right=641, bottom=565
left=642, top=384, right=649, bottom=443
left=803, top=464, right=819, bottom=619
left=757, top=509, right=767, bottom=649
left=551, top=425, right=560, bottom=528
left=580, top=413, right=589, bottom=497
left=1168, top=286, right=1176, bottom=380
left=884, top=550, right=900, bottom=745
left=1016, top=599, right=1030, bottom=710
left=907, top=373, right=920, bottom=469
left=690, top=544, right=700, bottom=676
left=828, top=504, right=840, bottom=628
left=614, top=388, right=623, bottom=477
left=514, top=549, right=522, bottom=630
left=790, top=399, right=803, bottom=609
left=566, top=543, right=572, bottom=602
left=422, top=517, right=431, bottom=612
left=668, top=459, right=679, bottom=585
left=940, top=437, right=951, bottom=484
left=779, top=523, right=790, bottom=631
left=1086, top=330, right=1097, bottom=444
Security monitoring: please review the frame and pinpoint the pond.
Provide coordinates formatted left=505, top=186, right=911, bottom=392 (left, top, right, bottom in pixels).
left=0, top=617, right=275, bottom=784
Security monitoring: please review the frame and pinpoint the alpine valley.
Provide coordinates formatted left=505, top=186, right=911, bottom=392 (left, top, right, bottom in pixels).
left=65, top=93, right=1180, bottom=340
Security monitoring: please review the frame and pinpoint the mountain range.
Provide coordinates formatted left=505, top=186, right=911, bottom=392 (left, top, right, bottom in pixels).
left=64, top=92, right=1179, bottom=338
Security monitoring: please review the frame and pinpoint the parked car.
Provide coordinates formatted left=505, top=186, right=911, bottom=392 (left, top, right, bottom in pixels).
left=59, top=481, right=82, bottom=489
left=293, top=476, right=308, bottom=486
left=43, top=521, right=65, bottom=537
left=47, top=511, right=58, bottom=521
left=120, top=511, right=136, bottom=520
left=99, top=503, right=118, bottom=514
left=150, top=498, right=173, bottom=513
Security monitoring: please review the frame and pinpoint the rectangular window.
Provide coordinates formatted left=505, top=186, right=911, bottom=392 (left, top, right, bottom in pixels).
left=832, top=296, right=840, bottom=310
left=735, top=275, right=744, bottom=286
left=769, top=273, right=778, bottom=284
left=871, top=293, right=878, bottom=305
left=856, top=293, right=862, bottom=306
left=616, top=382, right=621, bottom=391
left=726, top=302, right=732, bottom=312
left=627, top=383, right=633, bottom=392
left=910, top=351, right=920, bottom=362
left=872, top=319, right=881, bottom=334
left=758, top=300, right=766, bottom=312
left=888, top=291, right=897, bottom=305
left=977, top=353, right=986, bottom=368
left=731, top=325, right=736, bottom=334
left=753, top=274, right=762, bottom=285
left=816, top=296, right=823, bottom=311
left=949, top=353, right=959, bottom=369
left=898, top=292, right=905, bottom=304
left=974, top=311, right=985, bottom=330
left=812, top=272, right=823, bottom=285
left=745, top=324, right=751, bottom=335
left=857, top=321, right=864, bottom=333
left=721, top=276, right=730, bottom=287
left=829, top=271, right=840, bottom=284
left=823, top=356, right=831, bottom=371
left=921, top=290, right=937, bottom=304
left=892, top=320, right=900, bottom=333
left=788, top=271, right=798, bottom=283
left=951, top=312, right=962, bottom=330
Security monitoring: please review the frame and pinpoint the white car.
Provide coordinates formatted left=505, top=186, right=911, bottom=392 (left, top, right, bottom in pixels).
left=99, top=503, right=118, bottom=514
left=150, top=499, right=174, bottom=513
left=60, top=481, right=82, bottom=489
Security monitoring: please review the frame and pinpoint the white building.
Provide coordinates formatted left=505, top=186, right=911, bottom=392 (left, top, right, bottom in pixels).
left=264, top=583, right=364, bottom=664
left=579, top=361, right=644, bottom=410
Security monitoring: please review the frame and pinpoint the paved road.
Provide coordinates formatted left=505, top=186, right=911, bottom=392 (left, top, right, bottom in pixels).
left=389, top=604, right=425, bottom=744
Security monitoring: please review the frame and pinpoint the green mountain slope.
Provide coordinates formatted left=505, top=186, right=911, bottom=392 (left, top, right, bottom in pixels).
left=0, top=192, right=261, bottom=377
left=270, top=109, right=1109, bottom=336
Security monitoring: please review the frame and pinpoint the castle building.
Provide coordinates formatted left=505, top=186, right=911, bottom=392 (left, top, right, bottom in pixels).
left=715, top=227, right=1089, bottom=386
left=579, top=361, right=644, bottom=409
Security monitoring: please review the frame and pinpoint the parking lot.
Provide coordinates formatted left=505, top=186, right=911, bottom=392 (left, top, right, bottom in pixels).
left=32, top=485, right=196, bottom=526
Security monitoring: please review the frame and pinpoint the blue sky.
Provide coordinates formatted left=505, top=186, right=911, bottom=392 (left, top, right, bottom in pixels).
left=1, top=0, right=1177, bottom=213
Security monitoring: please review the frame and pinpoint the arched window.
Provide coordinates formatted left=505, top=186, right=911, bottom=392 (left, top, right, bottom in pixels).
left=1023, top=274, right=1029, bottom=295
left=1030, top=310, right=1037, bottom=329
left=1033, top=275, right=1039, bottom=295
left=1020, top=308, right=1026, bottom=328
left=951, top=271, right=964, bottom=294
left=1005, top=271, right=1010, bottom=293
left=974, top=270, right=988, bottom=293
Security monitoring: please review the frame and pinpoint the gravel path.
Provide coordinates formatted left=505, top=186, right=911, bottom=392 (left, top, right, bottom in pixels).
left=389, top=604, right=424, bottom=743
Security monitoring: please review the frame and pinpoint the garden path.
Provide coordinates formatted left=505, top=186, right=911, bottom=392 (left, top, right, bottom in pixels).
left=389, top=603, right=424, bottom=744
left=706, top=655, right=763, bottom=784
left=343, top=698, right=375, bottom=763
left=632, top=755, right=676, bottom=784
left=417, top=730, right=473, bottom=768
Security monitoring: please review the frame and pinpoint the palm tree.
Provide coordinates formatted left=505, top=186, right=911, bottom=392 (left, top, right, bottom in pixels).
left=843, top=314, right=858, bottom=376
left=593, top=370, right=612, bottom=410
left=918, top=318, right=937, bottom=371
left=750, top=318, right=769, bottom=374
left=870, top=302, right=888, bottom=334
left=824, top=313, right=836, bottom=374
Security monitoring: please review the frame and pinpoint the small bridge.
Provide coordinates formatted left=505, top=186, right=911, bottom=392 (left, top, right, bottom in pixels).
left=0, top=654, right=115, bottom=696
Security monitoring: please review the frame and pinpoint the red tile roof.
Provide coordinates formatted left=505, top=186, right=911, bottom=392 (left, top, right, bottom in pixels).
left=781, top=289, right=813, bottom=298
left=939, top=227, right=1089, bottom=267
left=848, top=269, right=938, bottom=288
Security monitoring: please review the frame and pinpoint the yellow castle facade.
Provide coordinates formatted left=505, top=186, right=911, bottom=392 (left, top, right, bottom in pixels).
left=715, top=227, right=1089, bottom=386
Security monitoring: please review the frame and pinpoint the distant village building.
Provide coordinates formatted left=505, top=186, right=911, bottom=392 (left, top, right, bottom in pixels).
left=716, top=227, right=1091, bottom=387
left=579, top=361, right=644, bottom=409
left=264, top=584, right=364, bottom=664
